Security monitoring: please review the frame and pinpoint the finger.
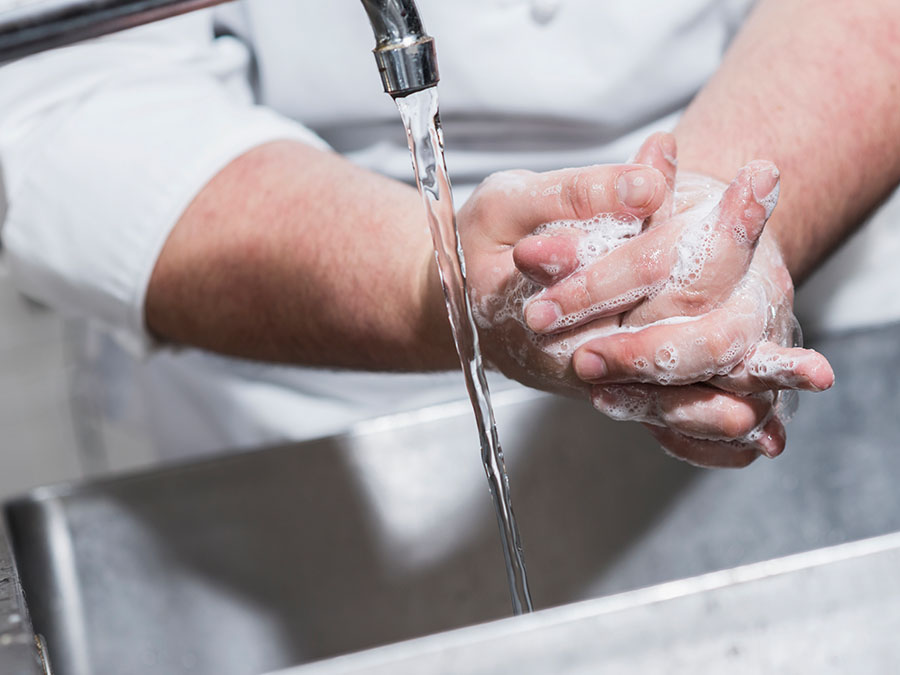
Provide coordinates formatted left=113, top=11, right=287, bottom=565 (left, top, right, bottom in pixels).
left=520, top=161, right=782, bottom=334
left=513, top=204, right=656, bottom=289
left=646, top=424, right=761, bottom=468
left=645, top=417, right=786, bottom=467
left=592, top=383, right=773, bottom=441
left=521, top=224, right=675, bottom=332
left=632, top=132, right=677, bottom=225
left=513, top=230, right=581, bottom=286
left=754, top=418, right=787, bottom=458
left=573, top=300, right=763, bottom=386
left=475, top=164, right=667, bottom=243
left=629, top=160, right=780, bottom=324
left=680, top=160, right=779, bottom=298
left=711, top=342, right=835, bottom=393
left=517, top=135, right=678, bottom=328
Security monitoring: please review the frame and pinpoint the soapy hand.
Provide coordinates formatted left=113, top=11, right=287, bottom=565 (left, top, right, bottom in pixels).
left=513, top=133, right=834, bottom=467
left=458, top=161, right=668, bottom=395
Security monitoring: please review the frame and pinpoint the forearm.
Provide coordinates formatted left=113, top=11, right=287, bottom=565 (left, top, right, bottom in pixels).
left=146, top=140, right=456, bottom=370
left=675, top=0, right=900, bottom=282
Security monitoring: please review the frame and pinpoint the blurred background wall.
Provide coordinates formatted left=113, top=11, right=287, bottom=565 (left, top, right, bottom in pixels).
left=0, top=254, right=155, bottom=499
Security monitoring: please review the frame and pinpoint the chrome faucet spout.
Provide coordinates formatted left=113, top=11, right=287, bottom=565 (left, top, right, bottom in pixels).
left=360, top=0, right=439, bottom=98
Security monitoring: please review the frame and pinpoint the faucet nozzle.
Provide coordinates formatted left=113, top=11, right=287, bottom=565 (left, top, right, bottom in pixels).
left=360, top=0, right=439, bottom=98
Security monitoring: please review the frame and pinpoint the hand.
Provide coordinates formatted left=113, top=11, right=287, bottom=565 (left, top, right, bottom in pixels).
left=456, top=162, right=667, bottom=395
left=512, top=133, right=834, bottom=467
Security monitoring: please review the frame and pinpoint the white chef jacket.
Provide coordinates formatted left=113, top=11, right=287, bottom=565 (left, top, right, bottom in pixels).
left=0, top=0, right=896, bottom=459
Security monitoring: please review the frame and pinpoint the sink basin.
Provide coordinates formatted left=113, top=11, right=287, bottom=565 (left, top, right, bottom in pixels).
left=271, top=533, right=900, bottom=675
left=5, top=322, right=900, bottom=675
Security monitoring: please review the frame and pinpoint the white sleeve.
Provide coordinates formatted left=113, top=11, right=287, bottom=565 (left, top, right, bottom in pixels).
left=0, top=10, right=329, bottom=354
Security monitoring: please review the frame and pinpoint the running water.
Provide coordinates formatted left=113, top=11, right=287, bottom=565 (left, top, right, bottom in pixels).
left=396, top=88, right=534, bottom=615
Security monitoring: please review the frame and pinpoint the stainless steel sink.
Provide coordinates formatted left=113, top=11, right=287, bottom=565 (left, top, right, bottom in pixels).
left=271, top=533, right=900, bottom=675
left=5, top=322, right=900, bottom=675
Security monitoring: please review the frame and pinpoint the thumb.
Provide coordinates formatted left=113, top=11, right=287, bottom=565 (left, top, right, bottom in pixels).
left=471, top=164, right=667, bottom=244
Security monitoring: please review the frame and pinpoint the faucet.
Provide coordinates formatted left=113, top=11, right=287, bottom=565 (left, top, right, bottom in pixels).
left=360, top=0, right=438, bottom=97
left=0, top=0, right=438, bottom=97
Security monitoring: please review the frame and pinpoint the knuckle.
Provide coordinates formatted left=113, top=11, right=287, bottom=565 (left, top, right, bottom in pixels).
left=580, top=271, right=607, bottom=309
left=612, top=336, right=642, bottom=376
left=635, top=243, right=669, bottom=287
left=659, top=404, right=691, bottom=431
left=675, top=289, right=715, bottom=316
left=556, top=273, right=593, bottom=320
left=721, top=406, right=759, bottom=439
left=476, top=170, right=533, bottom=204
left=675, top=283, right=718, bottom=316
left=564, top=169, right=603, bottom=221
left=483, top=168, right=531, bottom=188
left=707, top=324, right=749, bottom=372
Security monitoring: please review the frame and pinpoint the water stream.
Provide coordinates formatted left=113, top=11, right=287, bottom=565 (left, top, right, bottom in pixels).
left=396, top=88, right=534, bottom=615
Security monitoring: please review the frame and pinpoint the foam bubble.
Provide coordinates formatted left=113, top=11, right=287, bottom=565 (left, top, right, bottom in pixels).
left=535, top=284, right=658, bottom=332
left=775, top=389, right=799, bottom=423
left=592, top=387, right=657, bottom=423
left=756, top=179, right=780, bottom=219
left=668, top=208, right=721, bottom=291
left=717, top=338, right=746, bottom=369
left=476, top=171, right=805, bottom=400
left=540, top=263, right=561, bottom=276
left=654, top=343, right=679, bottom=371
left=542, top=183, right=562, bottom=197
left=744, top=426, right=763, bottom=442
left=483, top=170, right=528, bottom=196
left=746, top=348, right=806, bottom=387
left=536, top=213, right=643, bottom=272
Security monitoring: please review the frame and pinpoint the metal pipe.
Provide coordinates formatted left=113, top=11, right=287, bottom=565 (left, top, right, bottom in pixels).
left=0, top=0, right=229, bottom=63
left=0, top=0, right=438, bottom=96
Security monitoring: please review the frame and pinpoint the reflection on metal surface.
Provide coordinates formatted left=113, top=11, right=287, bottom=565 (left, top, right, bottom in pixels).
left=35, top=634, right=54, bottom=675
left=0, top=520, right=44, bottom=674
left=270, top=532, right=900, bottom=674
left=0, top=0, right=228, bottom=62
left=3, top=391, right=689, bottom=675
left=360, top=0, right=439, bottom=97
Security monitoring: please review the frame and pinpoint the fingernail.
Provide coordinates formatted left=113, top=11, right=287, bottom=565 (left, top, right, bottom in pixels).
left=617, top=169, right=659, bottom=209
left=759, top=438, right=778, bottom=458
left=751, top=165, right=780, bottom=217
left=525, top=299, right=561, bottom=332
left=757, top=420, right=785, bottom=458
left=807, top=358, right=835, bottom=392
left=658, top=134, right=677, bottom=166
left=575, top=351, right=608, bottom=381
